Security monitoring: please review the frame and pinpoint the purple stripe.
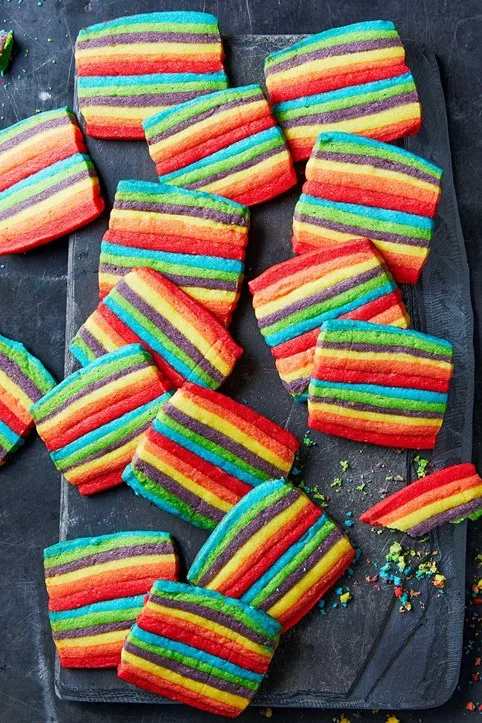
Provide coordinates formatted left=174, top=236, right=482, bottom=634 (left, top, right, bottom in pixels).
left=148, top=593, right=273, bottom=646
left=266, top=37, right=403, bottom=76
left=0, top=351, right=44, bottom=401
left=279, top=90, right=419, bottom=129
left=282, top=375, right=310, bottom=395
left=114, top=283, right=225, bottom=385
left=123, top=640, right=254, bottom=697
left=0, top=168, right=96, bottom=222
left=45, top=542, right=173, bottom=577
left=165, top=405, right=287, bottom=479
left=0, top=115, right=73, bottom=154
left=52, top=619, right=134, bottom=640
left=77, top=32, right=219, bottom=49
left=313, top=150, right=439, bottom=185
left=307, top=395, right=444, bottom=419
left=407, top=498, right=482, bottom=537
left=194, top=489, right=300, bottom=586
left=258, top=527, right=344, bottom=610
left=132, top=457, right=225, bottom=525
left=37, top=360, right=152, bottom=423
left=318, top=341, right=450, bottom=362
left=77, top=326, right=107, bottom=358
left=258, top=266, right=385, bottom=329
left=293, top=209, right=430, bottom=248
left=113, top=199, right=248, bottom=227
left=80, top=90, right=215, bottom=108
left=147, top=94, right=263, bottom=144
left=185, top=145, right=285, bottom=191
left=100, top=264, right=239, bottom=292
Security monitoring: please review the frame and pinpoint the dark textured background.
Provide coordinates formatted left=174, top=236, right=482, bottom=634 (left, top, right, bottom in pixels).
left=0, top=1, right=481, bottom=722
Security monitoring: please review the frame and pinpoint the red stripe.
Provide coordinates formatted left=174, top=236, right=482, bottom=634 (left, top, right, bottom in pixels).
left=339, top=289, right=406, bottom=321
left=78, top=58, right=224, bottom=76
left=103, top=229, right=246, bottom=261
left=77, top=471, right=126, bottom=495
left=0, top=398, right=31, bottom=436
left=48, top=577, right=173, bottom=612
left=308, top=417, right=437, bottom=449
left=85, top=122, right=145, bottom=140
left=311, top=366, right=452, bottom=392
left=230, top=167, right=296, bottom=206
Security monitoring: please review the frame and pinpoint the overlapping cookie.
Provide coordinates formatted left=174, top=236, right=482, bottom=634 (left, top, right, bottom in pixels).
left=0, top=108, right=103, bottom=254
left=31, top=344, right=172, bottom=494
left=75, top=12, right=227, bottom=139
left=360, top=463, right=482, bottom=536
left=0, top=333, right=56, bottom=465
left=118, top=580, right=281, bottom=717
left=44, top=531, right=178, bottom=668
left=124, top=382, right=299, bottom=529
left=308, top=320, right=454, bottom=448
left=0, top=30, right=13, bottom=74
left=293, top=131, right=443, bottom=283
left=265, top=20, right=421, bottom=161
left=70, top=268, right=243, bottom=390
left=249, top=240, right=410, bottom=400
left=99, top=181, right=250, bottom=325
left=143, top=84, right=296, bottom=205
left=188, top=479, right=355, bottom=630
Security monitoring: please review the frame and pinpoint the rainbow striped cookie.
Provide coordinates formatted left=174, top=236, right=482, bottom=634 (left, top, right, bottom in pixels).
left=44, top=531, right=178, bottom=611
left=75, top=12, right=226, bottom=139
left=143, top=85, right=296, bottom=206
left=360, top=463, right=482, bottom=536
left=123, top=382, right=299, bottom=529
left=0, top=30, right=14, bottom=74
left=0, top=333, right=56, bottom=465
left=77, top=71, right=228, bottom=140
left=293, top=131, right=443, bottom=283
left=44, top=530, right=179, bottom=668
left=265, top=21, right=421, bottom=161
left=249, top=240, right=410, bottom=400
left=70, top=268, right=243, bottom=390
left=75, top=12, right=224, bottom=76
left=188, top=479, right=355, bottom=630
left=31, top=344, right=172, bottom=495
left=99, top=181, right=250, bottom=325
left=0, top=108, right=104, bottom=254
left=118, top=580, right=281, bottom=717
left=308, top=320, right=454, bottom=449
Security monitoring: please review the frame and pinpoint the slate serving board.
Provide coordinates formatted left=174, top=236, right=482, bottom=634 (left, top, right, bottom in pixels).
left=58, top=36, right=473, bottom=709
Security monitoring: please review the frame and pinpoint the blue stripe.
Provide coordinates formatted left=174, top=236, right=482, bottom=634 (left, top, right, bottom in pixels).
left=265, top=281, right=397, bottom=346
left=152, top=418, right=265, bottom=486
left=80, top=12, right=220, bottom=34
left=115, top=180, right=249, bottom=215
left=300, top=193, right=433, bottom=229
left=0, top=419, right=23, bottom=445
left=309, top=378, right=448, bottom=403
left=101, top=241, right=243, bottom=272
left=49, top=595, right=145, bottom=620
left=123, top=463, right=193, bottom=521
left=273, top=72, right=416, bottom=112
left=78, top=71, right=227, bottom=88
left=0, top=153, right=93, bottom=203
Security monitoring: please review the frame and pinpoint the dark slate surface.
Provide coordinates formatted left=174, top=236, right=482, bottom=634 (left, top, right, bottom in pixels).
left=0, top=2, right=481, bottom=722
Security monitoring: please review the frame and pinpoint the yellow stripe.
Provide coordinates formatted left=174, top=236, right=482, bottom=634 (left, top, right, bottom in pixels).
left=308, top=157, right=437, bottom=193
left=293, top=219, right=428, bottom=259
left=255, top=257, right=379, bottom=317
left=46, top=554, right=171, bottom=587
left=55, top=629, right=128, bottom=648
left=126, top=273, right=234, bottom=376
left=0, top=178, right=98, bottom=228
left=140, top=446, right=232, bottom=512
left=36, top=366, right=154, bottom=436
left=206, top=495, right=310, bottom=590
left=314, top=346, right=451, bottom=372
left=201, top=151, right=290, bottom=196
left=0, top=369, right=32, bottom=410
left=81, top=106, right=168, bottom=121
left=148, top=99, right=267, bottom=156
left=172, top=394, right=291, bottom=471
left=1, top=124, right=77, bottom=168
left=145, top=601, right=266, bottom=656
left=98, top=272, right=120, bottom=295
left=77, top=42, right=220, bottom=58
left=267, top=537, right=352, bottom=618
left=83, top=312, right=123, bottom=352
left=122, top=649, right=246, bottom=708
left=308, top=401, right=441, bottom=427
left=109, top=208, right=246, bottom=236
left=285, top=103, right=421, bottom=139
left=186, top=287, right=236, bottom=304
left=65, top=431, right=146, bottom=484
left=276, top=356, right=313, bottom=385
left=392, top=483, right=482, bottom=531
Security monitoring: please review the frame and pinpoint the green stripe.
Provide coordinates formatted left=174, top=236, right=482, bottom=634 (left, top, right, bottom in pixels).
left=299, top=199, right=431, bottom=240
left=44, top=533, right=169, bottom=567
left=275, top=79, right=415, bottom=120
left=50, top=606, right=140, bottom=631
left=309, top=384, right=446, bottom=412
left=101, top=252, right=239, bottom=282
left=78, top=79, right=226, bottom=97
left=115, top=188, right=248, bottom=220
left=320, top=328, right=452, bottom=356
left=0, top=108, right=73, bottom=146
left=0, top=340, right=54, bottom=394
left=79, top=21, right=219, bottom=41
